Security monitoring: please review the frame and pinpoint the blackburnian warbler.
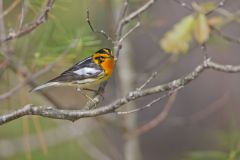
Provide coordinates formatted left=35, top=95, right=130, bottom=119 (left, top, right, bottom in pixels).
left=32, top=48, right=115, bottom=92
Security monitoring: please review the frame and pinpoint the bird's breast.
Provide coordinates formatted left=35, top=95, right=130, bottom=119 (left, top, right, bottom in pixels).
left=101, top=59, right=115, bottom=76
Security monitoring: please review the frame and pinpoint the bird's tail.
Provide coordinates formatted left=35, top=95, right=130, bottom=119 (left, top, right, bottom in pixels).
left=30, top=82, right=60, bottom=92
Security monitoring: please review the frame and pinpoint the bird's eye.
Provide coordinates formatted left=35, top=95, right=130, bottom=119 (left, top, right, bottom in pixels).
left=94, top=56, right=105, bottom=63
left=99, top=56, right=105, bottom=62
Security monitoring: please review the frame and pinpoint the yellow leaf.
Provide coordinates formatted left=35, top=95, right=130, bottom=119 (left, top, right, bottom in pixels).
left=194, top=13, right=210, bottom=44
left=160, top=15, right=194, bottom=54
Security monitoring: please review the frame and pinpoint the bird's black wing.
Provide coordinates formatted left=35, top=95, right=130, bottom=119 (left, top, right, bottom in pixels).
left=48, top=57, right=103, bottom=83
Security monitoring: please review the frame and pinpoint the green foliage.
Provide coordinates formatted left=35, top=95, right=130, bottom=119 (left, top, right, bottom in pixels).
left=187, top=151, right=227, bottom=160
left=186, top=129, right=240, bottom=160
left=0, top=117, right=57, bottom=138
left=187, top=150, right=240, bottom=160
left=6, top=140, right=92, bottom=160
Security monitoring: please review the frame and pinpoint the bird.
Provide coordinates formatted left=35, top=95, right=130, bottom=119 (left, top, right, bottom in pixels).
left=31, top=48, right=115, bottom=93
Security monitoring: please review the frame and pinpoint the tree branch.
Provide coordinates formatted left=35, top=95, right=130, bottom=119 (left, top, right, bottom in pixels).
left=1, top=59, right=240, bottom=125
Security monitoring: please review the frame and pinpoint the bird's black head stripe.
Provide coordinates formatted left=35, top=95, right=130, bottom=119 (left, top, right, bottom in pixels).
left=96, top=48, right=111, bottom=54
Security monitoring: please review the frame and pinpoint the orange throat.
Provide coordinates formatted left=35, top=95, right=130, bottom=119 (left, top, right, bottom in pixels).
left=101, top=58, right=115, bottom=77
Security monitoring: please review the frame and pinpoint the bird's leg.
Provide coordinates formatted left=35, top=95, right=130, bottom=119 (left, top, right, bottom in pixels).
left=76, top=87, right=96, bottom=108
left=96, top=86, right=105, bottom=100
left=82, top=87, right=104, bottom=100
left=82, top=88, right=98, bottom=93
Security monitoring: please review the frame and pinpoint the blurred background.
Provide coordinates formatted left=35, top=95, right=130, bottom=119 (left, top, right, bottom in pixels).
left=0, top=0, right=240, bottom=160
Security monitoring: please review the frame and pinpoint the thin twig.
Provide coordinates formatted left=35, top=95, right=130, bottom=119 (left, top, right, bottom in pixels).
left=120, top=0, right=129, bottom=22
left=115, top=0, right=129, bottom=37
left=0, top=0, right=21, bottom=19
left=133, top=91, right=177, bottom=136
left=0, top=0, right=55, bottom=43
left=201, top=43, right=208, bottom=60
left=86, top=9, right=113, bottom=42
left=83, top=81, right=106, bottom=110
left=211, top=26, right=240, bottom=44
left=116, top=88, right=179, bottom=115
left=137, top=72, right=157, bottom=91
left=118, top=21, right=140, bottom=44
left=18, top=0, right=28, bottom=30
left=114, top=0, right=157, bottom=59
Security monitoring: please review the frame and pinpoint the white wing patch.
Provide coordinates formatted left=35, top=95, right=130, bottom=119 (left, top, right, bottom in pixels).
left=73, top=67, right=101, bottom=76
